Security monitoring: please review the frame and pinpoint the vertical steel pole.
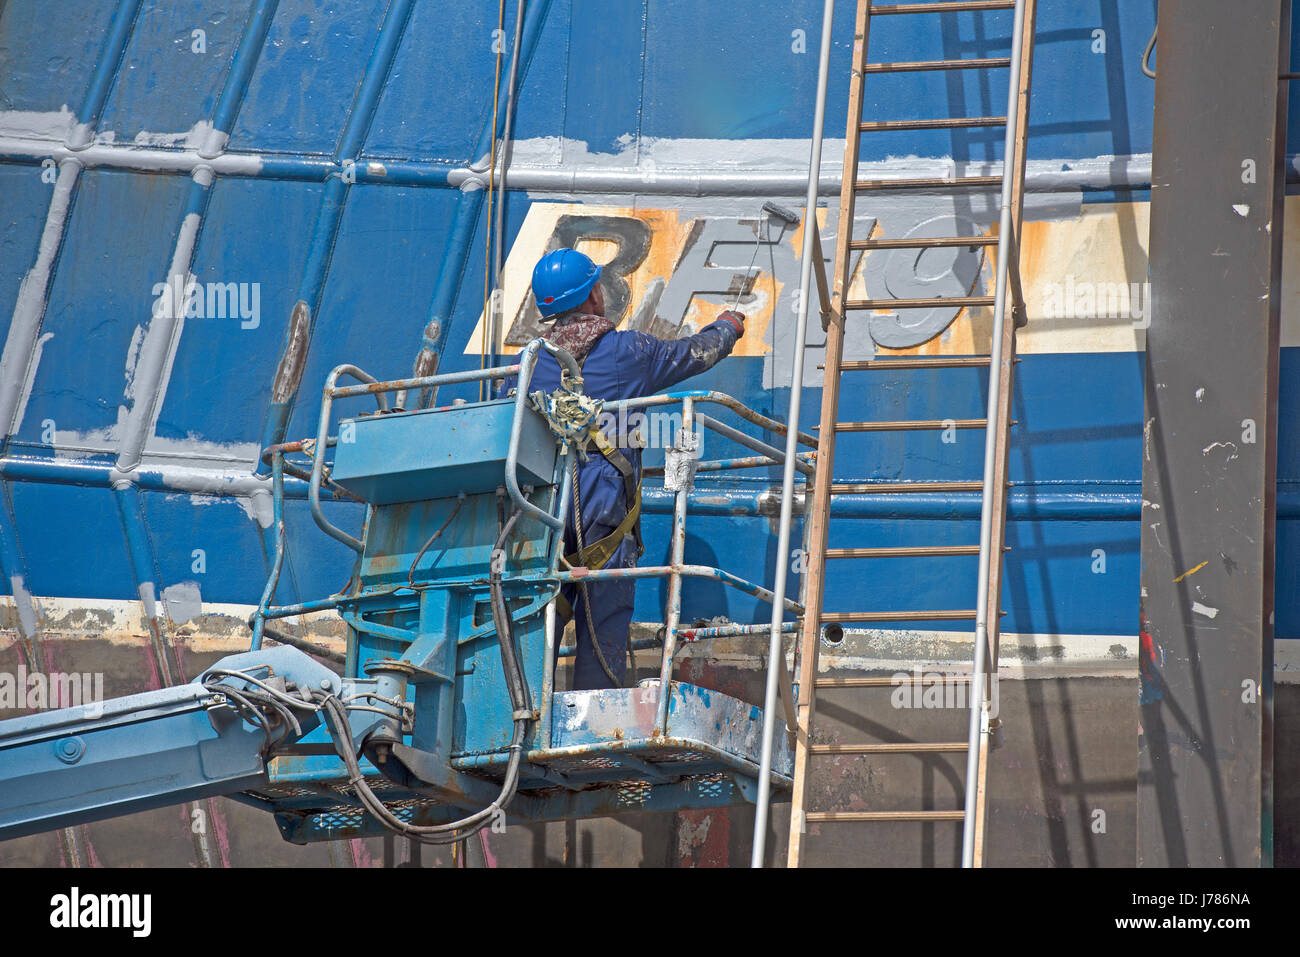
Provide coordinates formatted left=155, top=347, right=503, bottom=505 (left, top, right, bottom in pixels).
left=250, top=451, right=287, bottom=650
left=1136, top=0, right=1287, bottom=868
left=655, top=396, right=694, bottom=733
left=538, top=458, right=570, bottom=749
left=751, top=0, right=835, bottom=868
left=961, top=0, right=1027, bottom=869
left=489, top=0, right=528, bottom=369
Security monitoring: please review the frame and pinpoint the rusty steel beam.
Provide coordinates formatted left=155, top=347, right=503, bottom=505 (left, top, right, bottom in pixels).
left=1137, top=0, right=1289, bottom=868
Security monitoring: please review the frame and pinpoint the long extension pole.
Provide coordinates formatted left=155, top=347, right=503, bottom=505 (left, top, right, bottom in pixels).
left=961, top=0, right=1028, bottom=869
left=751, top=0, right=835, bottom=868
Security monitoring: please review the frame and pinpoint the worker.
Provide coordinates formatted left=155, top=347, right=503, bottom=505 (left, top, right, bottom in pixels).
left=515, top=247, right=745, bottom=691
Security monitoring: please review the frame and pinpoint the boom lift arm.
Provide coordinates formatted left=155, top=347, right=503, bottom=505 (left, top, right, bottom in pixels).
left=0, top=646, right=347, bottom=840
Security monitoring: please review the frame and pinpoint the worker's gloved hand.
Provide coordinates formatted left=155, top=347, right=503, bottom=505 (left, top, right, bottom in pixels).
left=718, top=310, right=745, bottom=336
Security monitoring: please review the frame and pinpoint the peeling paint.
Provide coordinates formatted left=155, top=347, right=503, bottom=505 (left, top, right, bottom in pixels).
left=1202, top=440, right=1240, bottom=462
left=8, top=576, right=39, bottom=638
left=0, top=158, right=79, bottom=440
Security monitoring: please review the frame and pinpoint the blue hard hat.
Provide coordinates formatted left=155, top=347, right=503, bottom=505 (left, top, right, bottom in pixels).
left=532, top=248, right=602, bottom=318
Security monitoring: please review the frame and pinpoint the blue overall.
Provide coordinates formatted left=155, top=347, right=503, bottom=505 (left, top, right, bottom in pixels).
left=513, top=318, right=741, bottom=689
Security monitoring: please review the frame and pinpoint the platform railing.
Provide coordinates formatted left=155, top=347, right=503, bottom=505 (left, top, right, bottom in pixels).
left=251, top=340, right=816, bottom=773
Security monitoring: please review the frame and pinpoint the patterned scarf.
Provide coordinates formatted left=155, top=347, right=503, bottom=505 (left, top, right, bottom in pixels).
left=544, top=312, right=615, bottom=365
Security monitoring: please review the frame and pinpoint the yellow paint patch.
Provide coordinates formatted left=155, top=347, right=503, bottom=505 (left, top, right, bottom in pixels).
left=466, top=195, right=1300, bottom=358
left=869, top=201, right=1154, bottom=357
left=1173, top=560, right=1208, bottom=584
left=1017, top=202, right=1151, bottom=354
left=464, top=203, right=792, bottom=358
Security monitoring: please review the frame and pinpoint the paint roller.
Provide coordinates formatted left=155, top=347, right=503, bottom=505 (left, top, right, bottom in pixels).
left=730, top=202, right=803, bottom=312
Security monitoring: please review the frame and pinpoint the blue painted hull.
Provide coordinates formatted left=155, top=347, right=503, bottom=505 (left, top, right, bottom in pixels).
left=1, top=0, right=1293, bottom=650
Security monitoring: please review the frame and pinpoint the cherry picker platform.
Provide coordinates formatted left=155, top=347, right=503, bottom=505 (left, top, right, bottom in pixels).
left=0, top=339, right=807, bottom=844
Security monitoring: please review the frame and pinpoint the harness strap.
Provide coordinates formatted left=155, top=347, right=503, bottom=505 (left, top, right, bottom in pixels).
left=554, top=477, right=642, bottom=626
left=589, top=429, right=637, bottom=503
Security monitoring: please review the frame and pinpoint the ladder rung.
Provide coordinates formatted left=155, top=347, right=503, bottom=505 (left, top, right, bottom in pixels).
left=824, top=545, right=980, bottom=559
left=829, top=481, right=997, bottom=494
left=855, top=175, right=1001, bottom=192
left=851, top=236, right=997, bottom=250
left=821, top=610, right=978, bottom=623
left=872, top=1, right=1016, bottom=13
left=840, top=357, right=991, bottom=370
left=805, top=810, right=966, bottom=822
left=845, top=296, right=995, bottom=310
left=861, top=116, right=1005, bottom=132
left=811, top=742, right=969, bottom=754
left=863, top=56, right=1012, bottom=74
left=815, top=675, right=974, bottom=688
left=830, top=418, right=987, bottom=432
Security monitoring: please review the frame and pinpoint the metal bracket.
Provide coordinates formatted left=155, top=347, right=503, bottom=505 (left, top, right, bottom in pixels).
left=664, top=428, right=701, bottom=492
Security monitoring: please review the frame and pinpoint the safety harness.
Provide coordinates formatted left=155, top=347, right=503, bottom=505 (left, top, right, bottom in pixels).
left=528, top=368, right=645, bottom=627
left=574, top=430, right=644, bottom=561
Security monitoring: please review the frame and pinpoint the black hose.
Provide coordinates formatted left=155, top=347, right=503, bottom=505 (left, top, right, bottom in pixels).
left=320, top=693, right=523, bottom=845
left=258, top=623, right=346, bottom=667
left=490, top=506, right=530, bottom=707
left=407, top=493, right=465, bottom=587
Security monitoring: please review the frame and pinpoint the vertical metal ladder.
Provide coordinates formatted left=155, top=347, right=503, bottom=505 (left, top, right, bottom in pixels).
left=785, top=0, right=1037, bottom=868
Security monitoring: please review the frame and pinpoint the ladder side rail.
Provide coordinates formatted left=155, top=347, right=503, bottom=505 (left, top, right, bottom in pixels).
left=751, top=0, right=838, bottom=869
left=785, top=0, right=873, bottom=869
left=959, top=0, right=1030, bottom=870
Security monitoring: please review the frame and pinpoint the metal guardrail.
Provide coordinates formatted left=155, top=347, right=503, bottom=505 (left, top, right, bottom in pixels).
left=251, top=337, right=818, bottom=761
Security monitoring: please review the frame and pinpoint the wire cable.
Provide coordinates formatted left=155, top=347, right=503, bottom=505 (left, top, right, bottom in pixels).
left=407, top=493, right=466, bottom=586
left=570, top=458, right=625, bottom=686
left=480, top=0, right=508, bottom=400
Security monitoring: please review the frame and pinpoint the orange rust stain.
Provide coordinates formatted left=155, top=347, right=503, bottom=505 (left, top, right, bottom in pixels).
left=684, top=280, right=781, bottom=356
left=1018, top=218, right=1053, bottom=286
left=368, top=554, right=401, bottom=574
left=495, top=203, right=854, bottom=358
left=786, top=204, right=820, bottom=260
